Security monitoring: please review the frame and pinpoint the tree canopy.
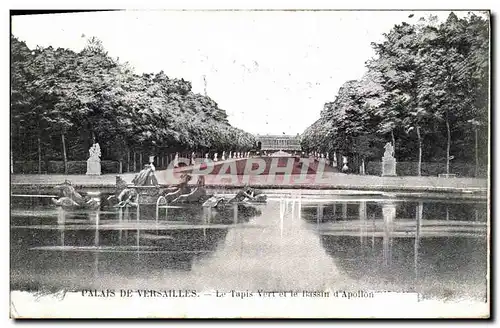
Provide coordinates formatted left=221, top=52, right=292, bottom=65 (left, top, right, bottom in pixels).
left=301, top=12, right=489, bottom=175
left=11, top=35, right=256, bottom=167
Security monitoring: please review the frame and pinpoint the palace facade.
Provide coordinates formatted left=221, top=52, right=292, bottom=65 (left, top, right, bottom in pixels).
left=255, top=134, right=302, bottom=151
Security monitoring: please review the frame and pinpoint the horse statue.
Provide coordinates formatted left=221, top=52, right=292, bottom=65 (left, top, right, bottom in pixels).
left=161, top=173, right=193, bottom=203
left=51, top=180, right=100, bottom=211
left=202, top=184, right=267, bottom=209
left=170, top=175, right=210, bottom=204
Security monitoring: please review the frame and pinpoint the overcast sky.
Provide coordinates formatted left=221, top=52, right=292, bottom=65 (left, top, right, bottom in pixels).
left=12, top=10, right=474, bottom=135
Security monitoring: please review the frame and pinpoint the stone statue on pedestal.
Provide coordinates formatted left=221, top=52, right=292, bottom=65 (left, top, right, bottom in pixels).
left=214, top=153, right=218, bottom=161
left=191, top=152, right=196, bottom=166
left=342, top=156, right=348, bottom=172
left=381, top=142, right=397, bottom=176
left=86, top=143, right=101, bottom=175
left=222, top=151, right=226, bottom=161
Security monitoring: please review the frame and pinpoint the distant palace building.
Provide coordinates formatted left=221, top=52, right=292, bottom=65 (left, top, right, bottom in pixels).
left=255, top=134, right=302, bottom=152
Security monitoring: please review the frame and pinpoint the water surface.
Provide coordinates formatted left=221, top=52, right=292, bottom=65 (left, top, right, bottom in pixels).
left=10, top=190, right=488, bottom=301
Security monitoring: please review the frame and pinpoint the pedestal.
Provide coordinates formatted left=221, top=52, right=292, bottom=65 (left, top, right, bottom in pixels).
left=86, top=159, right=101, bottom=175
left=381, top=156, right=396, bottom=176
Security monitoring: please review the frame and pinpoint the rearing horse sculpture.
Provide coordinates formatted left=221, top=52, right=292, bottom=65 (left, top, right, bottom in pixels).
left=52, top=180, right=100, bottom=210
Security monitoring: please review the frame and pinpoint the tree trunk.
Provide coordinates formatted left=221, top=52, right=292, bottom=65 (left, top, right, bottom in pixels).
left=139, top=153, right=143, bottom=169
left=391, top=130, right=396, bottom=158
left=61, top=133, right=68, bottom=174
left=127, top=150, right=130, bottom=173
left=119, top=161, right=123, bottom=174
left=133, top=151, right=136, bottom=172
left=416, top=125, right=422, bottom=176
left=37, top=136, right=42, bottom=174
left=446, top=118, right=451, bottom=175
left=475, top=127, right=479, bottom=177
left=11, top=149, right=14, bottom=174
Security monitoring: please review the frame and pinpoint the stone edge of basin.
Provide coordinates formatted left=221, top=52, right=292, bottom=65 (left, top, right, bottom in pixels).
left=10, top=182, right=488, bottom=196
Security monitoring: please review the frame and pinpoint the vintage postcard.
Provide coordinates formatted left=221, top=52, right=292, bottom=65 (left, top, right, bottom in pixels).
left=9, top=9, right=490, bottom=319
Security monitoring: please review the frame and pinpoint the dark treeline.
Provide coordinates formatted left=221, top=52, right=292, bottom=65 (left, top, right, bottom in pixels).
left=301, top=13, right=489, bottom=176
left=11, top=36, right=256, bottom=173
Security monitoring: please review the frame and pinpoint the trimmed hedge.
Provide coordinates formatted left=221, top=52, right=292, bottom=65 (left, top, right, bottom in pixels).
left=14, top=160, right=121, bottom=174
left=366, top=161, right=487, bottom=178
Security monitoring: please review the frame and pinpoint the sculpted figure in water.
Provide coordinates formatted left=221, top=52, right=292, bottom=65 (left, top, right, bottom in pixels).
left=51, top=180, right=100, bottom=210
left=132, top=164, right=159, bottom=186
left=229, top=185, right=267, bottom=203
left=106, top=176, right=138, bottom=208
left=170, top=175, right=209, bottom=204
left=203, top=184, right=267, bottom=209
left=162, top=173, right=193, bottom=202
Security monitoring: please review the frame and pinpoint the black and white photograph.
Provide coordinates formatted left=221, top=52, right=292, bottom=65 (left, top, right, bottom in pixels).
left=8, top=8, right=491, bottom=319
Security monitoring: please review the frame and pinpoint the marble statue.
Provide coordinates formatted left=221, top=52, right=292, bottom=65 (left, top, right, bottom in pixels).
left=86, top=143, right=101, bottom=175
left=222, top=151, right=226, bottom=161
left=214, top=153, right=218, bottom=161
left=384, top=142, right=395, bottom=158
left=382, top=142, right=397, bottom=176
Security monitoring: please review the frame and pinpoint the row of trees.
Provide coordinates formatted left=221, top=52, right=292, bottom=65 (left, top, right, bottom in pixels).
left=11, top=36, right=256, bottom=173
left=301, top=13, right=489, bottom=176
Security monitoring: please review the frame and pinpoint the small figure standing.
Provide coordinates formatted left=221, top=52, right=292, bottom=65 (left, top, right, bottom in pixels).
left=173, top=152, right=179, bottom=168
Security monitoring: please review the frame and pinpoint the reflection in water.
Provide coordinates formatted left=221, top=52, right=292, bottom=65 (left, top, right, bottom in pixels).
left=382, top=202, right=395, bottom=266
left=10, top=191, right=488, bottom=301
left=302, top=198, right=487, bottom=300
left=186, top=195, right=344, bottom=292
left=414, top=202, right=423, bottom=283
left=11, top=194, right=263, bottom=292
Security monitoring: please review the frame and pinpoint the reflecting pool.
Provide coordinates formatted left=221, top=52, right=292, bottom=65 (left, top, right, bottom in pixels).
left=10, top=190, right=488, bottom=301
